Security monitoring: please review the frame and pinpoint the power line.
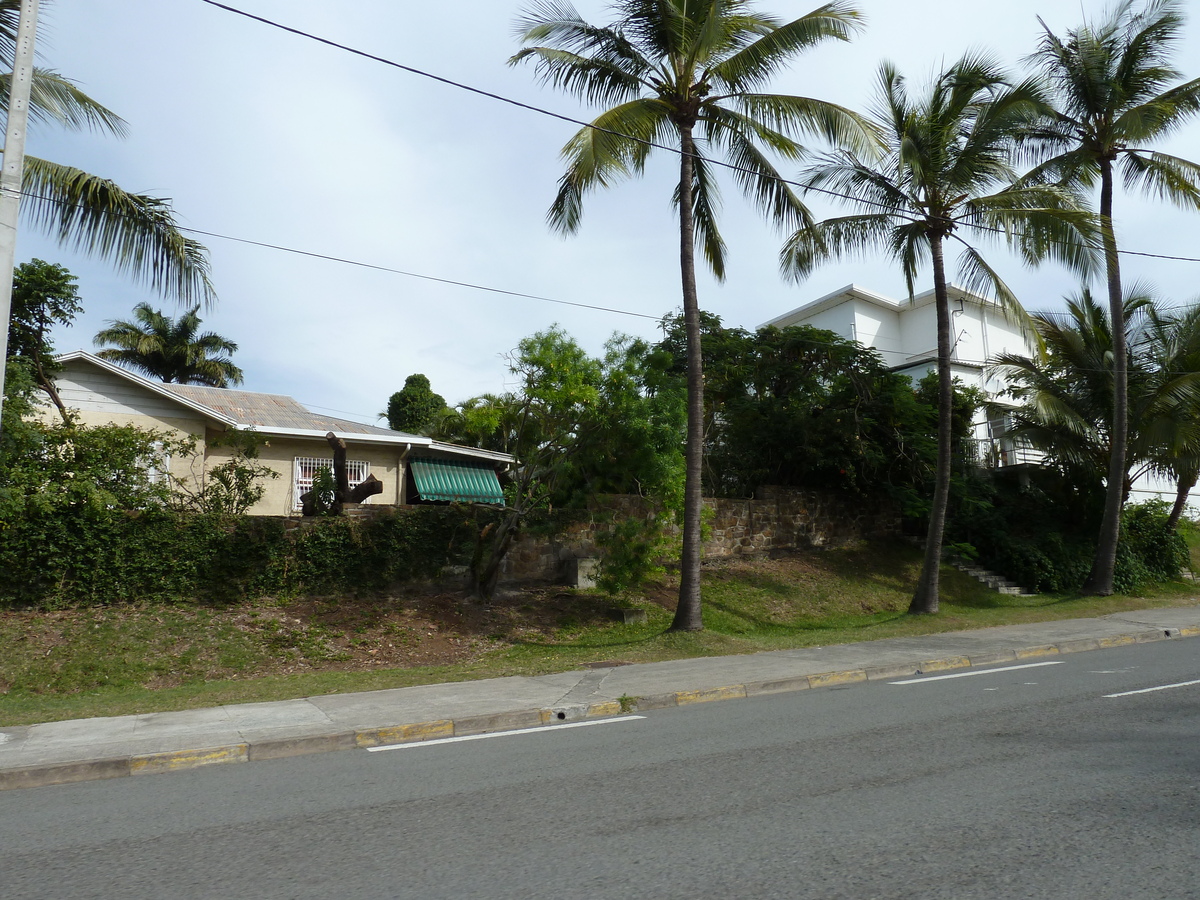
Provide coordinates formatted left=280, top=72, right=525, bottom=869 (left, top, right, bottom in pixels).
left=196, top=0, right=1200, bottom=267
left=9, top=186, right=664, bottom=322
left=170, top=223, right=667, bottom=321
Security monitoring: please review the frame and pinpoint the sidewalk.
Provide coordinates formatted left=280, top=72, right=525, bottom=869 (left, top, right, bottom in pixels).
left=3, top=606, right=1199, bottom=791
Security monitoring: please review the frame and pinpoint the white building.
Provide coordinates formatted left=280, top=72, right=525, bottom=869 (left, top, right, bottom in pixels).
left=764, top=284, right=1187, bottom=509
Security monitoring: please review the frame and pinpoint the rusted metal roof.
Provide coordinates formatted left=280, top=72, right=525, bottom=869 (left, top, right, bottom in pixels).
left=157, top=383, right=411, bottom=438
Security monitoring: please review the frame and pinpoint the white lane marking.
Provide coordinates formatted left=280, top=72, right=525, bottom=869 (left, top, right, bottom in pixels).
left=1104, top=678, right=1200, bottom=698
left=889, top=661, right=1065, bottom=685
left=367, top=715, right=646, bottom=752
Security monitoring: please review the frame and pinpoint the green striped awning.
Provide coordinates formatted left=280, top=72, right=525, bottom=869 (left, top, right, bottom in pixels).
left=409, top=457, right=504, bottom=504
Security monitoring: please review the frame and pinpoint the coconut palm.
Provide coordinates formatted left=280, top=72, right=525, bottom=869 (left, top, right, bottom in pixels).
left=1022, top=0, right=1200, bottom=593
left=94, top=303, right=242, bottom=387
left=511, top=0, right=876, bottom=631
left=994, top=290, right=1200, bottom=530
left=0, top=0, right=213, bottom=304
left=1142, top=301, right=1200, bottom=530
left=781, top=57, right=1096, bottom=613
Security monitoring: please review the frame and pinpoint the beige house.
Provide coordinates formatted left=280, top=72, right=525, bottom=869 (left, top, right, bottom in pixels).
left=48, top=350, right=512, bottom=516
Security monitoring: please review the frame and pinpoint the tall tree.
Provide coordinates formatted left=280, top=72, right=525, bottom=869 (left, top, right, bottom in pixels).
left=6, top=257, right=79, bottom=421
left=94, top=303, right=243, bottom=387
left=1141, top=301, right=1200, bottom=530
left=1022, top=0, right=1200, bottom=594
left=431, top=328, right=685, bottom=601
left=993, top=289, right=1200, bottom=507
left=383, top=374, right=447, bottom=434
left=511, top=0, right=875, bottom=630
left=782, top=57, right=1095, bottom=613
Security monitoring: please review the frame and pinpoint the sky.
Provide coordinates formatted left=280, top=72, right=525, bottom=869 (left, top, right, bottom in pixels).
left=17, top=0, right=1200, bottom=426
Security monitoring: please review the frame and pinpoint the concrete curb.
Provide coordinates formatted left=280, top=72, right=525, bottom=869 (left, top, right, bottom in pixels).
left=2, top=625, right=1196, bottom=793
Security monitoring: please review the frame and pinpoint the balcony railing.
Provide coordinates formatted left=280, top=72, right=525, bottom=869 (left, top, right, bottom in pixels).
left=959, top=437, right=1044, bottom=469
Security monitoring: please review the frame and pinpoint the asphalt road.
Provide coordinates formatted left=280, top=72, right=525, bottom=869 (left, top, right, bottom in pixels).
left=3, top=640, right=1198, bottom=900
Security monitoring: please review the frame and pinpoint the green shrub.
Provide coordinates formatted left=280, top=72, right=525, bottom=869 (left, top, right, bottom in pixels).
left=0, top=505, right=483, bottom=608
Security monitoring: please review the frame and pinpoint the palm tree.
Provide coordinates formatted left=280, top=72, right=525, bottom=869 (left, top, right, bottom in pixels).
left=1142, top=301, right=1200, bottom=530
left=511, top=0, right=876, bottom=631
left=782, top=57, right=1096, bottom=613
left=1022, top=0, right=1200, bottom=594
left=0, top=0, right=213, bottom=303
left=94, top=303, right=243, bottom=387
left=994, top=290, right=1200, bottom=532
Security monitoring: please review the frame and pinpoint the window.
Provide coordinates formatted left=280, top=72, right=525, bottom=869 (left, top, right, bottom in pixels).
left=293, top=456, right=370, bottom=509
left=144, top=441, right=171, bottom=485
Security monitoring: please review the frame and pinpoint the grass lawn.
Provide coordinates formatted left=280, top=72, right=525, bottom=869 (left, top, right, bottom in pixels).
left=1, top=539, right=1197, bottom=726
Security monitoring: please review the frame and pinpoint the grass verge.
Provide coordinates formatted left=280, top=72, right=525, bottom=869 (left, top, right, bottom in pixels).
left=1, top=539, right=1197, bottom=726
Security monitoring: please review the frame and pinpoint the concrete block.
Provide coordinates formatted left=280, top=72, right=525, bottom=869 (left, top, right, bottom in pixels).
left=565, top=557, right=600, bottom=589
left=863, top=663, right=922, bottom=681
left=1055, top=638, right=1102, bottom=654
left=632, top=692, right=678, bottom=711
left=453, top=710, right=542, bottom=736
left=745, top=675, right=812, bottom=695
left=0, top=758, right=130, bottom=792
left=608, top=607, right=648, bottom=625
left=248, top=732, right=356, bottom=761
left=966, top=650, right=1018, bottom=667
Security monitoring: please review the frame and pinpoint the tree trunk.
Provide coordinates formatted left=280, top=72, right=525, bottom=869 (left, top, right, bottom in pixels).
left=472, top=508, right=521, bottom=602
left=326, top=432, right=349, bottom=515
left=1083, top=160, right=1126, bottom=596
left=670, top=121, right=705, bottom=632
left=1167, top=467, right=1197, bottom=532
left=909, top=234, right=953, bottom=615
left=33, top=357, right=71, bottom=424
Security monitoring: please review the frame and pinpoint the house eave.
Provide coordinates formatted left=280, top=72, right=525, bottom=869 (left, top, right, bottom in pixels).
left=54, top=350, right=239, bottom=426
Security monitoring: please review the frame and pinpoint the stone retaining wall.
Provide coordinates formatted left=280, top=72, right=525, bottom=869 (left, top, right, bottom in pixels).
left=499, top=486, right=900, bottom=583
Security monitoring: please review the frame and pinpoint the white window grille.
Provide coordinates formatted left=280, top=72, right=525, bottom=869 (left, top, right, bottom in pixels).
left=144, top=441, right=170, bottom=485
left=293, top=457, right=370, bottom=509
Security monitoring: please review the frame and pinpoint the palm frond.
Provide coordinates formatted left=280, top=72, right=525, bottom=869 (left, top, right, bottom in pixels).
left=21, top=157, right=215, bottom=307
left=0, top=67, right=128, bottom=135
left=680, top=152, right=728, bottom=279
left=779, top=213, right=892, bottom=282
left=508, top=46, right=648, bottom=107
left=1119, top=150, right=1200, bottom=208
left=732, top=92, right=879, bottom=157
left=711, top=2, right=863, bottom=90
left=548, top=99, right=673, bottom=233
left=701, top=105, right=809, bottom=232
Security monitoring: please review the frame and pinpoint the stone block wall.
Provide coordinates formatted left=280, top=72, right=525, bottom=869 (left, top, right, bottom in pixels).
left=498, top=486, right=900, bottom=584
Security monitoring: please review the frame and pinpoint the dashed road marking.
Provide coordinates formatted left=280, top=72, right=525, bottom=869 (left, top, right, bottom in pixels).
left=1104, top=678, right=1200, bottom=698
left=889, top=661, right=1065, bottom=685
left=367, top=715, right=646, bottom=751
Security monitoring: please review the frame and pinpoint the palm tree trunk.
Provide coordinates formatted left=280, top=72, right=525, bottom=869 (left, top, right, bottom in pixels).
left=670, top=122, right=704, bottom=632
left=910, top=233, right=952, bottom=615
left=1167, top=467, right=1197, bottom=532
left=1083, top=160, right=1126, bottom=596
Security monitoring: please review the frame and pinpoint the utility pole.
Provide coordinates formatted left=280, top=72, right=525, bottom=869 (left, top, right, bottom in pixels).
left=0, top=0, right=40, bottom=435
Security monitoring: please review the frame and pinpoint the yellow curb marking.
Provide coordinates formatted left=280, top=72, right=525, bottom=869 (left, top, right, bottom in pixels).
left=586, top=700, right=624, bottom=717
left=1097, top=635, right=1137, bottom=648
left=675, top=685, right=747, bottom=705
left=919, top=657, right=971, bottom=672
left=131, top=744, right=247, bottom=775
left=808, top=670, right=867, bottom=688
left=356, top=719, right=453, bottom=748
left=1015, top=645, right=1060, bottom=659
left=1180, top=627, right=1200, bottom=637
